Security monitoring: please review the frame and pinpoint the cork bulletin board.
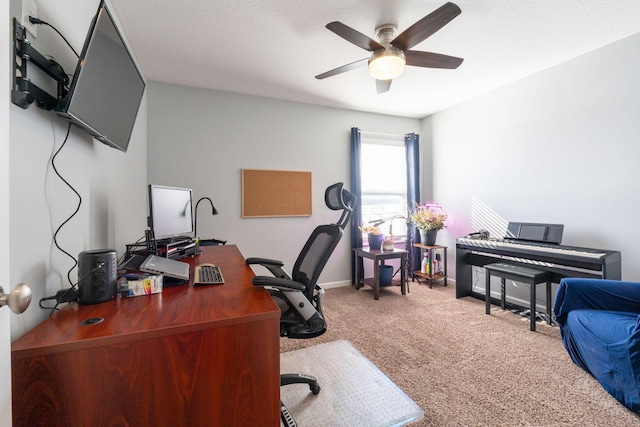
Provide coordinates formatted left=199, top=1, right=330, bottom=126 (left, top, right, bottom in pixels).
left=241, top=169, right=312, bottom=217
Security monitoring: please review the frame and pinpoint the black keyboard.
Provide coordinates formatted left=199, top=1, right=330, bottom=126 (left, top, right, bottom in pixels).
left=194, top=264, right=224, bottom=286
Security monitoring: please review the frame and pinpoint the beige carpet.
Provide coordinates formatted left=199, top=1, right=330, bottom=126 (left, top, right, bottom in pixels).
left=280, top=340, right=423, bottom=426
left=279, top=281, right=640, bottom=426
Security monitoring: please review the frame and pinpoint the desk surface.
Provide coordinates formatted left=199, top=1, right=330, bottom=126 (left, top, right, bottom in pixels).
left=12, top=245, right=281, bottom=427
left=13, top=244, right=278, bottom=358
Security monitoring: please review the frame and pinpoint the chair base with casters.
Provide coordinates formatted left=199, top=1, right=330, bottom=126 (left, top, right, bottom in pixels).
left=246, top=182, right=356, bottom=427
left=279, top=373, right=322, bottom=427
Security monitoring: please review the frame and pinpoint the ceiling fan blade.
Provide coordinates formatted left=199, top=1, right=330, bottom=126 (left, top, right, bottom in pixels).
left=376, top=79, right=392, bottom=94
left=326, top=21, right=384, bottom=51
left=392, top=2, right=461, bottom=51
left=405, top=50, right=463, bottom=69
left=315, top=58, right=368, bottom=79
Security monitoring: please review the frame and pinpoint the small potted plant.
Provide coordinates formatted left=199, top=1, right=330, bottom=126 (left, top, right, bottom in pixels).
left=359, top=224, right=383, bottom=250
left=382, top=235, right=395, bottom=251
left=410, top=203, right=447, bottom=246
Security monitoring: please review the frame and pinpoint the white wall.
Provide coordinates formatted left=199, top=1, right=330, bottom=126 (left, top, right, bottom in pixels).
left=8, top=0, right=148, bottom=339
left=2, top=2, right=13, bottom=424
left=147, top=82, right=420, bottom=284
left=426, top=32, right=640, bottom=286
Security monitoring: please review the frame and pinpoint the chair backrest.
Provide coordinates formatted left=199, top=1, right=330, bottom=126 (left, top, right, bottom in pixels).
left=291, top=183, right=356, bottom=299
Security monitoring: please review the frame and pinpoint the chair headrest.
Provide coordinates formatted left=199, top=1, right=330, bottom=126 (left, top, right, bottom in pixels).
left=325, top=182, right=355, bottom=211
left=324, top=182, right=357, bottom=230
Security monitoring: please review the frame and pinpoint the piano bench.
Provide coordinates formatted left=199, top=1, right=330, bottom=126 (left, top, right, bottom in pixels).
left=484, top=263, right=551, bottom=331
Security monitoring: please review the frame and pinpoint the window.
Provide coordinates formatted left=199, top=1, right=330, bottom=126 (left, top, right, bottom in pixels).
left=360, top=136, right=408, bottom=237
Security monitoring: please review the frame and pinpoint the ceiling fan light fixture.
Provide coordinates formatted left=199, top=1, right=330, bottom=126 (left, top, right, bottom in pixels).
left=368, top=48, right=406, bottom=80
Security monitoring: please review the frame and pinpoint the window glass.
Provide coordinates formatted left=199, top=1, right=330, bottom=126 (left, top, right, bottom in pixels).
left=360, top=138, right=407, bottom=237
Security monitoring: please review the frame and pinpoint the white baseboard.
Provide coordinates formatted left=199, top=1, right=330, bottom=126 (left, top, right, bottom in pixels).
left=320, top=277, right=458, bottom=290
left=319, top=280, right=351, bottom=289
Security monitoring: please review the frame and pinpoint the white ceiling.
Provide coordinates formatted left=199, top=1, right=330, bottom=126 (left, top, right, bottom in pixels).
left=109, top=0, right=640, bottom=118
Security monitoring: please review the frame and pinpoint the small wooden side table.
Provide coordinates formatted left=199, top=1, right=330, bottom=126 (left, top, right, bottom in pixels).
left=353, top=247, right=408, bottom=300
left=412, top=243, right=448, bottom=288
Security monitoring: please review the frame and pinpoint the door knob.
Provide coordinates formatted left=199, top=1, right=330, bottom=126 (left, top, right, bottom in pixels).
left=0, top=283, right=32, bottom=314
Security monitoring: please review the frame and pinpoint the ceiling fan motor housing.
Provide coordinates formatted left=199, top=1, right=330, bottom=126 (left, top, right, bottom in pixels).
left=375, top=24, right=399, bottom=44
left=369, top=24, right=405, bottom=80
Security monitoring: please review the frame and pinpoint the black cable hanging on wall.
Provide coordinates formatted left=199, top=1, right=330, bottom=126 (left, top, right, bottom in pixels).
left=50, top=123, right=82, bottom=288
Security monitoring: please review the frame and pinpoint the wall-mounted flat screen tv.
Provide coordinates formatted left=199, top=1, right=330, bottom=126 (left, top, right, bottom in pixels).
left=55, top=0, right=145, bottom=152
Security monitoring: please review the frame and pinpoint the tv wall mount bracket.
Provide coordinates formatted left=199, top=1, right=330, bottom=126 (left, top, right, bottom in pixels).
left=11, top=18, right=69, bottom=111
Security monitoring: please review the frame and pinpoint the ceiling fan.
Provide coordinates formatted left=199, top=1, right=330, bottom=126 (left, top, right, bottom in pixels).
left=315, top=2, right=464, bottom=94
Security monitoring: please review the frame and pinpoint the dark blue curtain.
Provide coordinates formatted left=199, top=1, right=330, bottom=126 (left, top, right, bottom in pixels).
left=350, top=127, right=363, bottom=284
left=406, top=133, right=421, bottom=271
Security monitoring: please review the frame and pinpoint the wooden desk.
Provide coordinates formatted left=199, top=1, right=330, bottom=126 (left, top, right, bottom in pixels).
left=11, top=245, right=280, bottom=427
left=353, top=247, right=407, bottom=300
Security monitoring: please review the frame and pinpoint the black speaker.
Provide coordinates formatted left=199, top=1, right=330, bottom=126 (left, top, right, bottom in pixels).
left=78, top=249, right=117, bottom=304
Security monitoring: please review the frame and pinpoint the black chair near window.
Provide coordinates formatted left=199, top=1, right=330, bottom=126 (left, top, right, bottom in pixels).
left=246, top=182, right=356, bottom=427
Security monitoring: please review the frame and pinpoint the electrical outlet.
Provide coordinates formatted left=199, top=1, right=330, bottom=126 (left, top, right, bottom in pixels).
left=21, top=0, right=38, bottom=38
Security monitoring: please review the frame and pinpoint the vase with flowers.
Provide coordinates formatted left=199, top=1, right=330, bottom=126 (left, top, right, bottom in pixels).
left=410, top=203, right=447, bottom=246
left=382, top=235, right=395, bottom=251
left=359, top=224, right=383, bottom=250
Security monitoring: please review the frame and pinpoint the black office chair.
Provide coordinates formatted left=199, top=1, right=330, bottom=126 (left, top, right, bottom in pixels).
left=246, top=182, right=356, bottom=427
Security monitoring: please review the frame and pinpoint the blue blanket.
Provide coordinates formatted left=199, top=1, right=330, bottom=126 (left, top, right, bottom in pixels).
left=554, top=278, right=640, bottom=413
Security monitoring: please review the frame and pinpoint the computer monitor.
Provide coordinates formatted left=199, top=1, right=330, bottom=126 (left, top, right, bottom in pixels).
left=148, top=185, right=195, bottom=241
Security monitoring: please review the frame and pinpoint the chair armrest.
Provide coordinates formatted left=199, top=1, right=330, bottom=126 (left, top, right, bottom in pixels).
left=553, top=278, right=640, bottom=326
left=252, top=276, right=306, bottom=292
left=245, top=257, right=288, bottom=279
left=246, top=257, right=284, bottom=267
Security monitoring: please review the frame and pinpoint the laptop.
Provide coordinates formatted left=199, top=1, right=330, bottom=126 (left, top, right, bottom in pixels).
left=119, top=253, right=149, bottom=271
left=139, top=255, right=190, bottom=281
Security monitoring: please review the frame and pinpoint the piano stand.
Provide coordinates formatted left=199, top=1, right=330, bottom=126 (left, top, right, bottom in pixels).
left=485, top=263, right=551, bottom=332
left=511, top=309, right=556, bottom=326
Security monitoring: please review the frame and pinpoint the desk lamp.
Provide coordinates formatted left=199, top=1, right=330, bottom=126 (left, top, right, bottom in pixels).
left=195, top=197, right=227, bottom=247
left=194, top=197, right=218, bottom=238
